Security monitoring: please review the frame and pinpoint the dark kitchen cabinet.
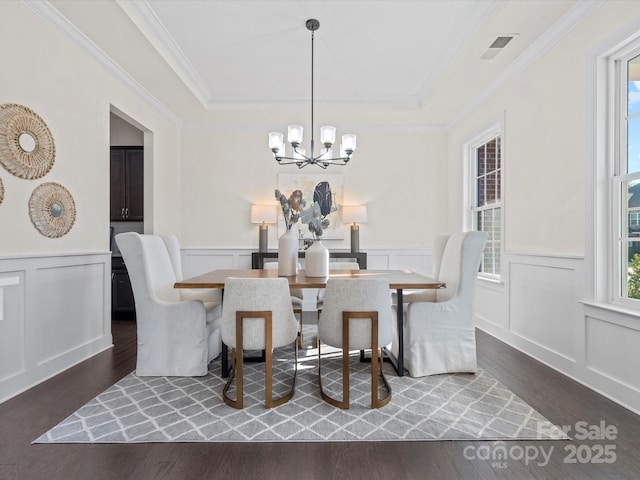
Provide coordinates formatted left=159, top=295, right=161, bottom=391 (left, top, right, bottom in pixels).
left=112, top=256, right=136, bottom=319
left=110, top=146, right=143, bottom=221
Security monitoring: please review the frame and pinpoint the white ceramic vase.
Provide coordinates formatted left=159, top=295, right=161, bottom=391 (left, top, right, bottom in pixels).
left=305, top=239, right=329, bottom=277
left=278, top=227, right=299, bottom=276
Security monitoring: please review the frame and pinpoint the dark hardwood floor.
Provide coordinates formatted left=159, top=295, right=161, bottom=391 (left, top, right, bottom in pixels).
left=1, top=319, right=640, bottom=480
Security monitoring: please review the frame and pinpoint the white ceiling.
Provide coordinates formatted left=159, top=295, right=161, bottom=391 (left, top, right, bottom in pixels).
left=113, top=0, right=585, bottom=122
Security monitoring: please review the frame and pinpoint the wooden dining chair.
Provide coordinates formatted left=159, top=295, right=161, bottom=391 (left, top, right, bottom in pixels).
left=317, top=277, right=393, bottom=409
left=221, top=277, right=298, bottom=409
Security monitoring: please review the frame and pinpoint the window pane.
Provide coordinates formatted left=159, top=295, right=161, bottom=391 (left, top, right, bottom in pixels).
left=626, top=180, right=640, bottom=237
left=628, top=115, right=640, bottom=173
left=624, top=241, right=640, bottom=299
left=477, top=175, right=486, bottom=207
left=476, top=207, right=501, bottom=276
left=627, top=54, right=640, bottom=117
left=486, top=172, right=499, bottom=204
left=621, top=179, right=640, bottom=299
left=485, top=138, right=498, bottom=172
left=477, top=147, right=486, bottom=176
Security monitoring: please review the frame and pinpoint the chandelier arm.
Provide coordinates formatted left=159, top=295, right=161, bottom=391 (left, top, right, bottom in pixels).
left=275, top=155, right=350, bottom=167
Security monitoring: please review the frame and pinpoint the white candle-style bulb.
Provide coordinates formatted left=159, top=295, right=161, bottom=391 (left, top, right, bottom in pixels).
left=320, top=126, right=336, bottom=146
left=288, top=125, right=304, bottom=145
left=342, top=134, right=356, bottom=153
left=269, top=132, right=284, bottom=151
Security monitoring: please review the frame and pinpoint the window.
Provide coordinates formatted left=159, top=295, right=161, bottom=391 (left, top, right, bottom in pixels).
left=614, top=48, right=640, bottom=301
left=466, top=128, right=503, bottom=279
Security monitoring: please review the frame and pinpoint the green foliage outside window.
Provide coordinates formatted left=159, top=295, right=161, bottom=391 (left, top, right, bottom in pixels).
left=628, top=253, right=640, bottom=299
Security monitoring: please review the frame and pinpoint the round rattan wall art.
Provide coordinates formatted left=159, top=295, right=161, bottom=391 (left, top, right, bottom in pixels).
left=0, top=177, right=4, bottom=205
left=0, top=103, right=55, bottom=179
left=29, top=182, right=76, bottom=238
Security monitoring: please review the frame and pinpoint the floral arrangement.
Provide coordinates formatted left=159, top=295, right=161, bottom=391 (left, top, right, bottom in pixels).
left=302, top=201, right=330, bottom=239
left=275, top=189, right=306, bottom=230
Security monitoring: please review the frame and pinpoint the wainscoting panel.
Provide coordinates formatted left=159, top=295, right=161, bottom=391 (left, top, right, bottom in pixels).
left=475, top=280, right=507, bottom=330
left=0, top=253, right=112, bottom=404
left=509, top=260, right=578, bottom=363
left=0, top=271, right=25, bottom=383
left=366, top=250, right=431, bottom=276
left=585, top=315, right=640, bottom=391
left=34, top=263, right=106, bottom=365
left=182, top=250, right=252, bottom=278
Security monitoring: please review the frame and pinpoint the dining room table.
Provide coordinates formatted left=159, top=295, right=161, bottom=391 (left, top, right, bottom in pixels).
left=175, top=268, right=445, bottom=377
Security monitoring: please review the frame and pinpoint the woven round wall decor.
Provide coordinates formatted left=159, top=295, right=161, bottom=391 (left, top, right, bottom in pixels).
left=29, top=182, right=76, bottom=238
left=0, top=103, right=55, bottom=179
left=0, top=177, right=4, bottom=205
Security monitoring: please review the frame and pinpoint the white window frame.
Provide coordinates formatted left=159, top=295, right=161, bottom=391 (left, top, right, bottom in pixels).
left=463, top=119, right=504, bottom=282
left=587, top=24, right=640, bottom=311
left=612, top=41, right=640, bottom=306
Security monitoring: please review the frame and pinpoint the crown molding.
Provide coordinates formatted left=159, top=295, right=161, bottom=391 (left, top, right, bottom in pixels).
left=116, top=0, right=426, bottom=110
left=22, top=0, right=183, bottom=128
left=115, top=0, right=212, bottom=108
left=182, top=121, right=445, bottom=134
left=445, top=0, right=605, bottom=131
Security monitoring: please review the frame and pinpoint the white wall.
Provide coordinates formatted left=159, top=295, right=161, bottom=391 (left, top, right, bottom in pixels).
left=180, top=124, right=447, bottom=250
left=0, top=2, right=188, bottom=402
left=0, top=2, right=185, bottom=256
left=447, top=1, right=640, bottom=414
left=110, top=113, right=143, bottom=146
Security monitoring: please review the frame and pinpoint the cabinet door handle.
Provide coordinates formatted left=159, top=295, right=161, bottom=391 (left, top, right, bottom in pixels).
left=125, top=207, right=129, bottom=218
left=121, top=207, right=125, bottom=218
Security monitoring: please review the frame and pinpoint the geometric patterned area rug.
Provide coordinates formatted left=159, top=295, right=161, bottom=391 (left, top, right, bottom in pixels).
left=34, top=327, right=567, bottom=443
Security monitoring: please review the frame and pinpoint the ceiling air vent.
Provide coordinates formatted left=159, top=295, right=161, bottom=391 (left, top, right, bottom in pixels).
left=481, top=34, right=517, bottom=60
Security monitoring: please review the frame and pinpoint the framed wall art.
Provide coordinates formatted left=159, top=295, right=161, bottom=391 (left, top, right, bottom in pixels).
left=277, top=173, right=344, bottom=239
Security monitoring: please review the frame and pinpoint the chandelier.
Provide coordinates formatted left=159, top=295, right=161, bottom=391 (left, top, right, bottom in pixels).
left=268, top=19, right=356, bottom=169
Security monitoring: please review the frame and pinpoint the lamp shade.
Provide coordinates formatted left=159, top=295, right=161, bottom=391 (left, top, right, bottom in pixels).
left=342, top=205, right=367, bottom=224
left=250, top=205, right=278, bottom=224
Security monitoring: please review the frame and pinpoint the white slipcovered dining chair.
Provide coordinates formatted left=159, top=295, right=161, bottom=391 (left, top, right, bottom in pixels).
left=391, top=231, right=487, bottom=377
left=160, top=234, right=222, bottom=304
left=392, top=233, right=450, bottom=304
left=318, top=278, right=392, bottom=409
left=221, top=277, right=298, bottom=409
left=115, top=232, right=222, bottom=376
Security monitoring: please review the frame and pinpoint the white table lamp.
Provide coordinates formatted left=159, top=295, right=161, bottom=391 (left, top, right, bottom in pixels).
left=342, top=205, right=367, bottom=252
left=251, top=205, right=278, bottom=252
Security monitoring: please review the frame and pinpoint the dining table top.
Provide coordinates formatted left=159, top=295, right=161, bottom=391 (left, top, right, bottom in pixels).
left=174, top=268, right=445, bottom=290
